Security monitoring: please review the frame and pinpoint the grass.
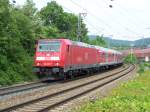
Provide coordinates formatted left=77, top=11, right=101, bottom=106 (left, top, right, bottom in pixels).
left=77, top=70, right=150, bottom=112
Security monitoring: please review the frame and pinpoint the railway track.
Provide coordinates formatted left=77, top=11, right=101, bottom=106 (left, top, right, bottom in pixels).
left=0, top=79, right=55, bottom=96
left=0, top=65, right=121, bottom=97
left=0, top=64, right=135, bottom=112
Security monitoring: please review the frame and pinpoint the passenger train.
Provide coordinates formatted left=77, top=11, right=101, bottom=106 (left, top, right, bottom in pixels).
left=33, top=39, right=123, bottom=79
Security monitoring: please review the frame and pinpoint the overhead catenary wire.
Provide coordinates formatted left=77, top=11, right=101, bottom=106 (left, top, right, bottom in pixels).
left=69, top=0, right=128, bottom=37
left=94, top=0, right=141, bottom=36
left=60, top=2, right=108, bottom=36
left=98, top=0, right=144, bottom=33
left=69, top=0, right=142, bottom=37
left=69, top=0, right=113, bottom=30
left=63, top=0, right=116, bottom=36
left=61, top=4, right=122, bottom=37
left=114, top=1, right=145, bottom=27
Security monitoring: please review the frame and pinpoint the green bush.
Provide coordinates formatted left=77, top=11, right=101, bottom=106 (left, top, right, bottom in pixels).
left=138, top=62, right=150, bottom=74
left=138, top=63, right=145, bottom=74
left=0, top=0, right=89, bottom=86
left=0, top=0, right=38, bottom=86
left=78, top=70, right=150, bottom=112
left=124, top=54, right=137, bottom=64
left=144, top=62, right=150, bottom=67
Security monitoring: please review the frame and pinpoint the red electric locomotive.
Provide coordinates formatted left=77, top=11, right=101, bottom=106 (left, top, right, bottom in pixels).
left=33, top=39, right=123, bottom=79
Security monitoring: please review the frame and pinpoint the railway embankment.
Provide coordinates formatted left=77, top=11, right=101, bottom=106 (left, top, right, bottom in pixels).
left=77, top=70, right=150, bottom=112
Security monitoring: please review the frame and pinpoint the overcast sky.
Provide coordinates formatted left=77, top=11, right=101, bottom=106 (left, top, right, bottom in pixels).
left=12, top=0, right=150, bottom=41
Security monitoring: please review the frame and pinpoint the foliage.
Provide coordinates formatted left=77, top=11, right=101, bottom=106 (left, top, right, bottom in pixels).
left=138, top=63, right=145, bottom=74
left=0, top=0, right=89, bottom=85
left=0, top=0, right=39, bottom=85
left=39, top=1, right=88, bottom=41
left=88, top=35, right=107, bottom=47
left=124, top=54, right=137, bottom=64
left=144, top=62, right=150, bottom=67
left=78, top=70, right=150, bottom=112
left=138, top=62, right=150, bottom=74
left=99, top=36, right=150, bottom=48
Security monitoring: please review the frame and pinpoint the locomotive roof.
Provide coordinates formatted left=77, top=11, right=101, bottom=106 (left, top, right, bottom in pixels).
left=38, top=39, right=122, bottom=55
left=38, top=39, right=72, bottom=45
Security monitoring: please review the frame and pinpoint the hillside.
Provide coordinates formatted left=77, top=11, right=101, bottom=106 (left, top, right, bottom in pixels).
left=134, top=38, right=150, bottom=47
left=88, top=35, right=150, bottom=48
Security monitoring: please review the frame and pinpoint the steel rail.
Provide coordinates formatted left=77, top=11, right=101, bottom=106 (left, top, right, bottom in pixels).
left=0, top=65, right=122, bottom=96
left=39, top=65, right=135, bottom=112
left=0, top=65, right=132, bottom=112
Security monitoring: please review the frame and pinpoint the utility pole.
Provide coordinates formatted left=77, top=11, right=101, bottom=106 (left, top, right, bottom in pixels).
left=77, top=13, right=87, bottom=42
left=142, top=36, right=144, bottom=62
left=77, top=13, right=81, bottom=41
left=130, top=43, right=134, bottom=63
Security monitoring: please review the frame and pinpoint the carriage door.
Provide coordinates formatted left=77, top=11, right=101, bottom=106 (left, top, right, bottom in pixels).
left=67, top=45, right=72, bottom=68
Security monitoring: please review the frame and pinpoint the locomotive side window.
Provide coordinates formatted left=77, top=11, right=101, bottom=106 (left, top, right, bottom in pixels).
left=38, top=41, right=61, bottom=52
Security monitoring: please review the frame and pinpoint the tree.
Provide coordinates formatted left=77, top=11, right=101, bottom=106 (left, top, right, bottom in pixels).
left=18, top=0, right=43, bottom=55
left=39, top=1, right=88, bottom=41
left=88, top=35, right=107, bottom=47
left=40, top=1, right=63, bottom=26
left=22, top=0, right=37, bottom=18
left=0, top=0, right=89, bottom=85
left=0, top=0, right=38, bottom=85
left=124, top=54, right=137, bottom=64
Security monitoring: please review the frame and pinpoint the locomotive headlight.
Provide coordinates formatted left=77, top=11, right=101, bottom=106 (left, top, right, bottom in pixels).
left=37, top=62, right=40, bottom=66
left=56, top=62, right=59, bottom=66
left=36, top=57, right=45, bottom=60
left=50, top=57, right=60, bottom=60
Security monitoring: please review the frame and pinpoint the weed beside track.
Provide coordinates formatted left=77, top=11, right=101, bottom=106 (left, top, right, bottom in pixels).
left=78, top=70, right=150, bottom=112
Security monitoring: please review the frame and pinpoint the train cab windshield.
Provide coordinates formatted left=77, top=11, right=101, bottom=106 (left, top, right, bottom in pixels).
left=38, top=40, right=61, bottom=52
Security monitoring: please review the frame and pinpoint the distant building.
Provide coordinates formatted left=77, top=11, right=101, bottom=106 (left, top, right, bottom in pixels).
left=122, top=48, right=150, bottom=62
